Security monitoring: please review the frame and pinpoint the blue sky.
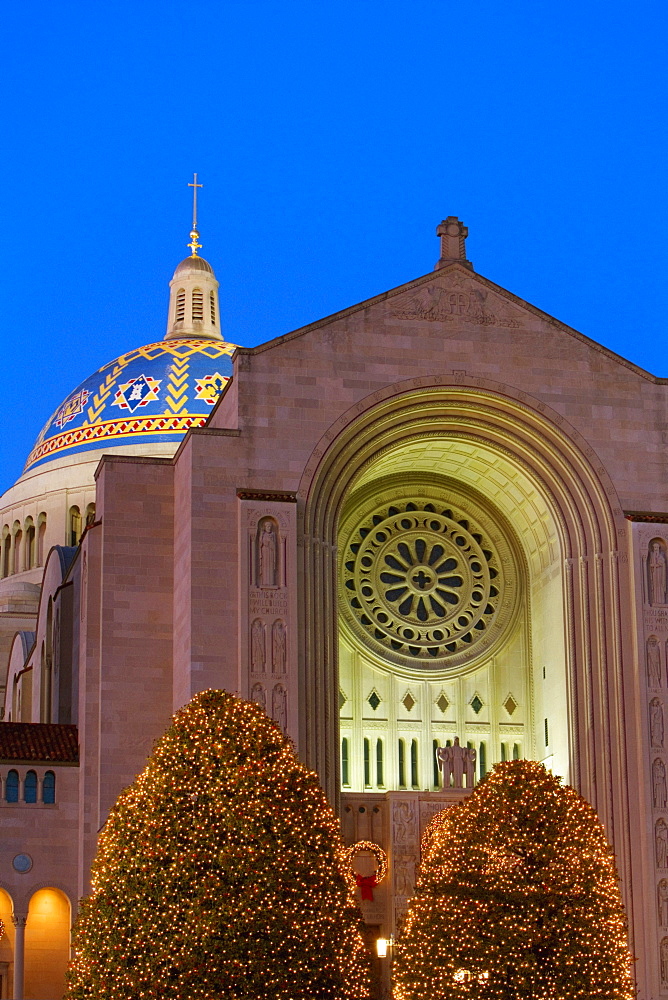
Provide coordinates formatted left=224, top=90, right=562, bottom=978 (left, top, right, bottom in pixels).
left=0, top=1, right=666, bottom=493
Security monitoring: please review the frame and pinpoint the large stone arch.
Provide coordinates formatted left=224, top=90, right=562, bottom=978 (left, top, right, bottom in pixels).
left=298, top=374, right=640, bottom=943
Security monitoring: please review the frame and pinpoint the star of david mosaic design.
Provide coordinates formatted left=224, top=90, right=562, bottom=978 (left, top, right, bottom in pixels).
left=54, top=389, right=90, bottom=429
left=194, top=372, right=228, bottom=405
left=112, top=374, right=162, bottom=413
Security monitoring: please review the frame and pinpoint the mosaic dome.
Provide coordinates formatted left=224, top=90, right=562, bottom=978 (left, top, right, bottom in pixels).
left=24, top=337, right=237, bottom=473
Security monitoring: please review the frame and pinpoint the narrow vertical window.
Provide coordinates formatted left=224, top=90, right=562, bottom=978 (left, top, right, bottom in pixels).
left=479, top=742, right=487, bottom=780
left=501, top=743, right=507, bottom=762
left=410, top=739, right=418, bottom=788
left=433, top=739, right=440, bottom=788
left=13, top=529, right=22, bottom=574
left=192, top=288, right=204, bottom=321
left=43, top=770, right=56, bottom=804
left=69, top=507, right=82, bottom=547
left=6, top=770, right=18, bottom=803
left=175, top=289, right=186, bottom=322
left=376, top=739, right=384, bottom=787
left=363, top=738, right=370, bottom=787
left=37, top=515, right=47, bottom=565
left=25, top=522, right=35, bottom=570
left=513, top=743, right=520, bottom=760
left=398, top=739, right=406, bottom=788
left=544, top=718, right=549, bottom=747
left=210, top=290, right=216, bottom=324
left=341, top=738, right=349, bottom=787
left=2, top=531, right=9, bottom=578
left=24, top=770, right=37, bottom=804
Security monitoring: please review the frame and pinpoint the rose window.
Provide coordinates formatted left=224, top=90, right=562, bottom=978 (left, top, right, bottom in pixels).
left=341, top=499, right=507, bottom=665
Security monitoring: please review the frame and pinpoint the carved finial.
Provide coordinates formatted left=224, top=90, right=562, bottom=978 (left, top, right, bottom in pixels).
left=435, top=217, right=473, bottom=271
left=187, top=173, right=203, bottom=256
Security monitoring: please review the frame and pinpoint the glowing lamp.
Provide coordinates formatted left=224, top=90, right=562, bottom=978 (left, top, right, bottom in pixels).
left=376, top=938, right=388, bottom=958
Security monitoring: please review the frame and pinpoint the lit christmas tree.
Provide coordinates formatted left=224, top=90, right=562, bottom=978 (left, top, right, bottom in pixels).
left=66, top=689, right=371, bottom=999
left=394, top=759, right=635, bottom=1000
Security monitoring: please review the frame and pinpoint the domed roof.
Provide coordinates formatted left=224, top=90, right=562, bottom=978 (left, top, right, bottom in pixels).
left=24, top=337, right=237, bottom=473
left=173, top=255, right=214, bottom=276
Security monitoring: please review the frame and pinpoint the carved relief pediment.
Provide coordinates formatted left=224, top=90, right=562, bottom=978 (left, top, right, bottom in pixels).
left=391, top=274, right=524, bottom=329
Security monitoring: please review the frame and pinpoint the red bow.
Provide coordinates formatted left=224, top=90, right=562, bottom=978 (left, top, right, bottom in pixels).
left=355, top=874, right=378, bottom=901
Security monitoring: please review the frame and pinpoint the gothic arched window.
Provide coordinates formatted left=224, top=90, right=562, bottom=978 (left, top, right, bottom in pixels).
left=5, top=770, right=18, bottom=803
left=24, top=770, right=37, bottom=804
left=43, top=771, right=56, bottom=804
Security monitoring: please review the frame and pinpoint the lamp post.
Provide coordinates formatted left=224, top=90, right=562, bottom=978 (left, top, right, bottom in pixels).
left=376, top=935, right=394, bottom=999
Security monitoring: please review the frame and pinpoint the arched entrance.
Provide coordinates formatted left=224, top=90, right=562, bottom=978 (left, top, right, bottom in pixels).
left=299, top=376, right=638, bottom=939
left=24, top=888, right=70, bottom=999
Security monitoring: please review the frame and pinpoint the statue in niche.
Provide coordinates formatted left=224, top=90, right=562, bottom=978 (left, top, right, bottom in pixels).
left=657, top=818, right=668, bottom=868
left=258, top=520, right=279, bottom=588
left=659, top=880, right=668, bottom=927
left=272, top=620, right=286, bottom=674
left=394, top=859, right=414, bottom=897
left=272, top=684, right=287, bottom=732
left=250, top=619, right=266, bottom=673
left=648, top=636, right=662, bottom=688
left=436, top=737, right=476, bottom=788
left=650, top=541, right=667, bottom=606
left=662, top=937, right=668, bottom=988
left=250, top=683, right=266, bottom=711
left=654, top=758, right=667, bottom=809
left=651, top=698, right=665, bottom=749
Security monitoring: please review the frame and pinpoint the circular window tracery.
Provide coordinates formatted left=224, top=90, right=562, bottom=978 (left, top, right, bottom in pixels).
left=340, top=490, right=517, bottom=670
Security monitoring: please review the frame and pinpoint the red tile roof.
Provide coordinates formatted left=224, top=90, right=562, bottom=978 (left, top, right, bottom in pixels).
left=0, top=723, right=79, bottom=764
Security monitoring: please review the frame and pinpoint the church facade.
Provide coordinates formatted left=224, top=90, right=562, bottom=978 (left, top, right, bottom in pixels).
left=0, top=216, right=664, bottom=997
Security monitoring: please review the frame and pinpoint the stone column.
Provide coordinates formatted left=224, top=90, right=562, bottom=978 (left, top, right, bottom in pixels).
left=12, top=914, right=27, bottom=1000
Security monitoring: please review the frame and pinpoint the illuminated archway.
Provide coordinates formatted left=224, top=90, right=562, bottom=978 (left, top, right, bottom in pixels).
left=24, top=888, right=70, bottom=999
left=299, top=376, right=634, bottom=885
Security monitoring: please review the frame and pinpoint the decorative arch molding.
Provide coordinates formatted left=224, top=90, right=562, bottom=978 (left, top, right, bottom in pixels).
left=298, top=374, right=637, bottom=944
left=13, top=881, right=73, bottom=917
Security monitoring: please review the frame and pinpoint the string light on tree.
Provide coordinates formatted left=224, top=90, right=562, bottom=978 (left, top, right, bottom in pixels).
left=66, top=689, right=371, bottom=999
left=393, top=759, right=635, bottom=1000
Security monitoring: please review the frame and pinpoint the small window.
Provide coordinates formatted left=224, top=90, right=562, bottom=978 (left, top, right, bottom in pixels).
left=192, top=288, right=204, bottom=321
left=410, top=739, right=419, bottom=788
left=341, top=738, right=349, bottom=787
left=176, top=289, right=186, bottom=322
left=398, top=739, right=406, bottom=788
left=37, top=515, right=47, bottom=565
left=69, top=507, right=82, bottom=547
left=479, top=742, right=487, bottom=780
left=210, top=290, right=216, bottom=324
left=544, top=718, right=549, bottom=748
left=432, top=739, right=440, bottom=788
left=1, top=530, right=10, bottom=578
left=24, top=770, right=37, bottom=803
left=6, top=770, right=18, bottom=803
left=513, top=743, right=520, bottom=760
left=43, top=770, right=56, bottom=804
left=376, top=739, right=384, bottom=787
left=25, top=521, right=35, bottom=570
left=13, top=529, right=22, bottom=575
left=501, top=743, right=507, bottom=762
left=85, top=503, right=96, bottom=527
left=363, top=738, right=370, bottom=787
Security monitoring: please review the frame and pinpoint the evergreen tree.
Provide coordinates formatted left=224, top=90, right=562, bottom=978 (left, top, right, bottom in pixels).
left=394, top=760, right=634, bottom=1000
left=66, top=690, right=371, bottom=999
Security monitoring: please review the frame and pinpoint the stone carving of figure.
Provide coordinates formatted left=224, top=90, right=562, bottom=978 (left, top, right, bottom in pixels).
left=657, top=819, right=668, bottom=868
left=272, top=620, right=286, bottom=674
left=465, top=745, right=477, bottom=788
left=393, top=800, right=417, bottom=844
left=251, top=619, right=265, bottom=673
left=659, top=880, right=668, bottom=927
left=394, top=859, right=415, bottom=897
left=436, top=737, right=475, bottom=789
left=661, top=937, right=668, bottom=987
left=662, top=937, right=668, bottom=987
left=650, top=542, right=667, bottom=606
left=250, top=683, right=266, bottom=711
left=652, top=698, right=665, bottom=749
left=648, top=636, right=663, bottom=688
left=654, top=758, right=667, bottom=809
left=258, top=520, right=278, bottom=588
left=272, top=684, right=287, bottom=732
